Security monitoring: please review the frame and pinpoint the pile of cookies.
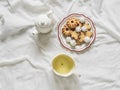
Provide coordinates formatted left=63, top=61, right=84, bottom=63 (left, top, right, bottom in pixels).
left=62, top=17, right=93, bottom=47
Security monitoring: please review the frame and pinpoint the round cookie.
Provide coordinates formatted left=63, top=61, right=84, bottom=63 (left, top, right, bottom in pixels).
left=66, top=17, right=79, bottom=29
left=62, top=25, right=72, bottom=36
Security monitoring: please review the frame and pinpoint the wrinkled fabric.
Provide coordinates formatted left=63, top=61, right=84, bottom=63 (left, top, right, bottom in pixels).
left=0, top=0, right=120, bottom=90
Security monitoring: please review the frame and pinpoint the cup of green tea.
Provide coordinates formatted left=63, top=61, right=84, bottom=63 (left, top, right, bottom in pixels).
left=52, top=54, right=75, bottom=77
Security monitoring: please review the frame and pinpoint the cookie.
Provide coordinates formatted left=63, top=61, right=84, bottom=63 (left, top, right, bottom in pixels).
left=81, top=26, right=87, bottom=32
left=62, top=25, right=72, bottom=36
left=76, top=19, right=82, bottom=27
left=66, top=17, right=79, bottom=29
left=76, top=34, right=85, bottom=45
left=84, top=36, right=91, bottom=43
left=70, top=39, right=76, bottom=46
left=80, top=31, right=85, bottom=35
left=84, top=22, right=91, bottom=30
left=85, top=31, right=93, bottom=37
left=71, top=31, right=79, bottom=40
left=75, top=26, right=81, bottom=32
left=66, top=37, right=72, bottom=43
left=79, top=17, right=85, bottom=23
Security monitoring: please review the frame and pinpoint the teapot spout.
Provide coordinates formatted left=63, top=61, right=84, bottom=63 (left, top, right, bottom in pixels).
left=47, top=10, right=53, bottom=16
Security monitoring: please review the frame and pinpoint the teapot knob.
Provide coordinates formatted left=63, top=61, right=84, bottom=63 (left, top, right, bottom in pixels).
left=40, top=21, right=46, bottom=26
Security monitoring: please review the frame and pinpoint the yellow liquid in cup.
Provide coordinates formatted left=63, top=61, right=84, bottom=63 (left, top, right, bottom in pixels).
left=52, top=54, right=75, bottom=74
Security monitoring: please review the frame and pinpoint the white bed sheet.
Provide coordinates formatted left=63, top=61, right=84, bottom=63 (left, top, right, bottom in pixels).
left=0, top=0, right=120, bottom=90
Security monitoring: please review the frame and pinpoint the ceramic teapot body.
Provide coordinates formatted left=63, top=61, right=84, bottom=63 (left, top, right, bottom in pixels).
left=35, top=11, right=53, bottom=33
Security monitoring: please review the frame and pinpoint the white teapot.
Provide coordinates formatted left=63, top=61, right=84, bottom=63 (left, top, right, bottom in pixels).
left=34, top=10, right=53, bottom=34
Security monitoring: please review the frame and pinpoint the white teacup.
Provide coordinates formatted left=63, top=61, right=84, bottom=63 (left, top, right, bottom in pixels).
left=52, top=54, right=76, bottom=77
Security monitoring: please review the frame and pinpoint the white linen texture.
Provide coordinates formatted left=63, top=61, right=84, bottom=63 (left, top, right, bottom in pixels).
left=0, top=0, right=120, bottom=90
